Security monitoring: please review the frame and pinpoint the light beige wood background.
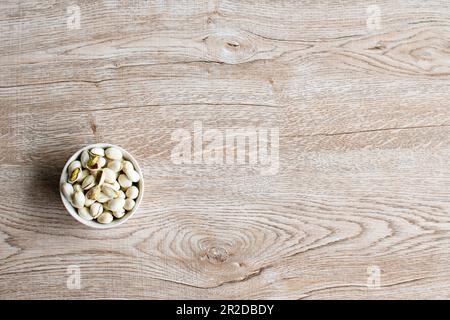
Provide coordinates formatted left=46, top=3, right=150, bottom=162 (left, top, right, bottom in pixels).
left=1, top=0, right=450, bottom=299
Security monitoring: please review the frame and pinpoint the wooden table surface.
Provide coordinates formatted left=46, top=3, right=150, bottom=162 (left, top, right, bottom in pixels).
left=1, top=0, right=450, bottom=300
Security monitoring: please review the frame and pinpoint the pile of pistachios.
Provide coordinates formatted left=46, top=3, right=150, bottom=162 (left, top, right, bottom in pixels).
left=61, top=146, right=141, bottom=224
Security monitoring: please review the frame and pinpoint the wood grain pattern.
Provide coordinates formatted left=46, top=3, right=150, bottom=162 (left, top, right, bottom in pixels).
left=1, top=0, right=450, bottom=299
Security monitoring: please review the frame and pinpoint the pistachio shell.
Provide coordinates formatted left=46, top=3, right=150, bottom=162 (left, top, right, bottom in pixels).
left=126, top=169, right=140, bottom=183
left=68, top=167, right=81, bottom=184
left=80, top=150, right=90, bottom=168
left=106, top=198, right=125, bottom=212
left=122, top=161, right=134, bottom=173
left=97, top=211, right=113, bottom=224
left=90, top=202, right=103, bottom=219
left=81, top=175, right=96, bottom=190
left=86, top=155, right=100, bottom=170
left=61, top=183, right=74, bottom=200
left=96, top=192, right=110, bottom=203
left=84, top=198, right=95, bottom=207
left=78, top=207, right=93, bottom=221
left=107, top=160, right=122, bottom=173
left=73, top=184, right=83, bottom=193
left=90, top=147, right=105, bottom=157
left=112, top=208, right=125, bottom=219
left=105, top=147, right=123, bottom=160
left=68, top=160, right=81, bottom=174
left=86, top=185, right=101, bottom=200
left=103, top=183, right=116, bottom=191
left=112, top=181, right=121, bottom=191
left=102, top=168, right=117, bottom=184
left=72, top=191, right=85, bottom=209
left=124, top=198, right=135, bottom=211
left=102, top=185, right=119, bottom=199
left=80, top=169, right=90, bottom=180
left=98, top=157, right=106, bottom=168
left=118, top=174, right=132, bottom=189
left=96, top=170, right=106, bottom=186
left=90, top=169, right=99, bottom=179
left=125, top=186, right=139, bottom=200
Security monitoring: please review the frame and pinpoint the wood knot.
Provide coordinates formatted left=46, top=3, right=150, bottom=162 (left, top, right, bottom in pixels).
left=369, top=41, right=386, bottom=50
left=226, top=40, right=240, bottom=48
left=203, top=31, right=255, bottom=64
left=206, top=247, right=229, bottom=264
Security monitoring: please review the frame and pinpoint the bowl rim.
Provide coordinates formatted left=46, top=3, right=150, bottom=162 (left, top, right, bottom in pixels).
left=60, top=143, right=144, bottom=229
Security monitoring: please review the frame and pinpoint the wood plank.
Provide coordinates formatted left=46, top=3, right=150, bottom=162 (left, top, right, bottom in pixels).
left=1, top=0, right=450, bottom=299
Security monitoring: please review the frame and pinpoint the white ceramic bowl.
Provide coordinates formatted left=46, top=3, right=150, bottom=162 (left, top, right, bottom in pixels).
left=60, top=143, right=144, bottom=229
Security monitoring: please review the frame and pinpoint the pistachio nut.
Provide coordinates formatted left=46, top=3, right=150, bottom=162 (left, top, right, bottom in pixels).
left=80, top=150, right=90, bottom=168
left=124, top=198, right=135, bottom=211
left=68, top=167, right=82, bottom=184
left=81, top=175, right=96, bottom=190
left=101, top=185, right=119, bottom=199
left=90, top=202, right=103, bottom=219
left=96, top=192, right=110, bottom=203
left=80, top=169, right=90, bottom=180
left=106, top=198, right=125, bottom=212
left=122, top=161, right=134, bottom=174
left=107, top=160, right=122, bottom=173
left=97, top=211, right=114, bottom=224
left=112, top=181, right=121, bottom=191
left=125, top=186, right=139, bottom=200
left=73, top=184, right=83, bottom=193
left=102, top=168, right=117, bottom=184
left=78, top=207, right=93, bottom=221
left=86, top=185, right=101, bottom=200
left=61, top=183, right=74, bottom=200
left=72, top=191, right=85, bottom=209
left=118, top=174, right=132, bottom=189
left=98, top=156, right=106, bottom=168
left=103, top=183, right=118, bottom=192
left=105, top=147, right=123, bottom=160
left=90, top=147, right=105, bottom=157
left=112, top=208, right=125, bottom=219
left=68, top=160, right=82, bottom=174
left=86, top=155, right=100, bottom=170
left=84, top=198, right=95, bottom=207
left=90, top=169, right=99, bottom=179
left=125, top=169, right=140, bottom=183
